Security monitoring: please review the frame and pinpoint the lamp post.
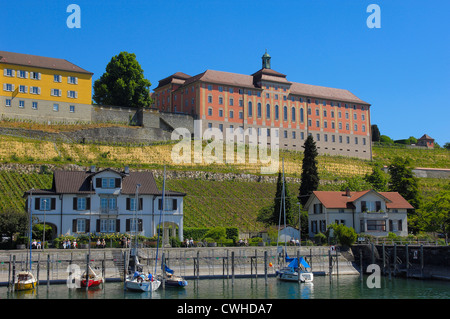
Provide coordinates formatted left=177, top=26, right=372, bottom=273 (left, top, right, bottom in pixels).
left=296, top=202, right=301, bottom=248
left=43, top=199, right=47, bottom=250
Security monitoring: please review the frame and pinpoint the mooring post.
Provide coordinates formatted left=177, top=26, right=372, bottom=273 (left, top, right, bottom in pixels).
left=371, top=243, right=375, bottom=265
left=382, top=243, right=386, bottom=275
left=161, top=252, right=166, bottom=289
left=196, top=250, right=200, bottom=280
left=231, top=251, right=235, bottom=286
left=328, top=249, right=332, bottom=282
left=393, top=243, right=397, bottom=276
left=420, top=244, right=424, bottom=278
left=297, top=250, right=300, bottom=283
left=405, top=244, right=409, bottom=278
left=37, top=253, right=41, bottom=283
left=359, top=250, right=363, bottom=282
left=264, top=250, right=268, bottom=286
left=85, top=253, right=89, bottom=292
left=47, top=254, right=50, bottom=287
left=12, top=255, right=16, bottom=292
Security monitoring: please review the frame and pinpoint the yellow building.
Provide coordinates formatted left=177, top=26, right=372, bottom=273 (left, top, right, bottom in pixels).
left=0, top=51, right=93, bottom=123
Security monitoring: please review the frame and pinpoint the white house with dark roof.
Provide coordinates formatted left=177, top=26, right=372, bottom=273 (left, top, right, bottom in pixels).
left=24, top=166, right=186, bottom=241
left=304, top=189, right=413, bottom=238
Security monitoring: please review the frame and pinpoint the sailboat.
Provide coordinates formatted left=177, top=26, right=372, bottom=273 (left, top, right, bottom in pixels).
left=125, top=183, right=161, bottom=292
left=80, top=265, right=103, bottom=288
left=16, top=189, right=38, bottom=291
left=78, top=179, right=103, bottom=289
left=275, top=159, right=314, bottom=283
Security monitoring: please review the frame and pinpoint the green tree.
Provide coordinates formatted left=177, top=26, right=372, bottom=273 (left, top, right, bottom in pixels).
left=364, top=164, right=388, bottom=191
left=417, top=185, right=450, bottom=243
left=257, top=171, right=296, bottom=226
left=388, top=157, right=421, bottom=209
left=0, top=208, right=28, bottom=248
left=329, top=224, right=357, bottom=247
left=298, top=135, right=319, bottom=207
left=93, top=52, right=152, bottom=108
left=371, top=124, right=381, bottom=142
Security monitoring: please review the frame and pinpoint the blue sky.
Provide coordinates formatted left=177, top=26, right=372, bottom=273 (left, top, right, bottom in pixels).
left=1, top=0, right=449, bottom=145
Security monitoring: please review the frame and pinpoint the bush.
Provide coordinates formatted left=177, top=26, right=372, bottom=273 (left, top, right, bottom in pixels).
left=203, top=226, right=227, bottom=242
left=331, top=224, right=357, bottom=247
left=314, top=232, right=327, bottom=245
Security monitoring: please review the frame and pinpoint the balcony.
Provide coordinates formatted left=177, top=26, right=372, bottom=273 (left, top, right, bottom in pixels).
left=360, top=211, right=388, bottom=219
left=99, top=207, right=119, bottom=215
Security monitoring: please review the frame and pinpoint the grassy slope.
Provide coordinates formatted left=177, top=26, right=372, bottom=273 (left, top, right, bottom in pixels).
left=0, top=132, right=448, bottom=232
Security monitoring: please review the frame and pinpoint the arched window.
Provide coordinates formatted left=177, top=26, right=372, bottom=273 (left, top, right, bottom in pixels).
left=248, top=101, right=253, bottom=117
left=275, top=105, right=279, bottom=120
left=266, top=104, right=271, bottom=119
left=300, top=108, right=304, bottom=123
left=283, top=106, right=288, bottom=121
left=291, top=107, right=296, bottom=122
left=257, top=103, right=262, bottom=118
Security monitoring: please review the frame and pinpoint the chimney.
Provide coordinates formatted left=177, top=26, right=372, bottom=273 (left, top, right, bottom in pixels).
left=345, top=187, right=351, bottom=197
left=124, top=166, right=130, bottom=175
left=90, top=165, right=96, bottom=173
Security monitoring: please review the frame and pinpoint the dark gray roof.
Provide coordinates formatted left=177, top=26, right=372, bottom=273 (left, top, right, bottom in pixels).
left=24, top=169, right=186, bottom=197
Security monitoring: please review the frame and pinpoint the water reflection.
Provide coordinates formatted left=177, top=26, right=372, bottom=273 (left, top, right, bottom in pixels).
left=2, top=276, right=449, bottom=299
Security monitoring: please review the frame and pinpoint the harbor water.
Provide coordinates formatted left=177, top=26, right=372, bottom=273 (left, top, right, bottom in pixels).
left=2, top=275, right=449, bottom=299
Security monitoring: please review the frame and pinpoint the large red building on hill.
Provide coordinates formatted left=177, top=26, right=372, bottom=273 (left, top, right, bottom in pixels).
left=151, top=52, right=372, bottom=160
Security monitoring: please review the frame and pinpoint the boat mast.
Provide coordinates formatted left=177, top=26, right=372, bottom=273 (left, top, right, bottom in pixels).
left=155, top=166, right=166, bottom=275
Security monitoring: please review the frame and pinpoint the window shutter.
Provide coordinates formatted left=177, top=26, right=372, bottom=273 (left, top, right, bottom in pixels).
left=158, top=199, right=162, bottom=210
left=139, top=198, right=143, bottom=211
left=96, top=220, right=100, bottom=232
left=3, top=83, right=6, bottom=91
left=115, top=178, right=121, bottom=188
left=73, top=197, right=78, bottom=210
left=116, top=219, right=120, bottom=232
left=38, top=73, right=41, bottom=80
left=38, top=87, right=41, bottom=95
left=96, top=178, right=102, bottom=188
left=138, top=219, right=143, bottom=232
left=25, top=71, right=28, bottom=79
left=361, top=201, right=366, bottom=212
left=126, top=198, right=130, bottom=210
left=75, top=77, right=78, bottom=84
left=86, top=197, right=91, bottom=210
left=376, top=201, right=381, bottom=212
left=72, top=219, right=77, bottom=233
left=35, top=198, right=40, bottom=210
left=172, top=199, right=177, bottom=210
left=12, top=70, right=15, bottom=77
left=3, top=69, right=6, bottom=76
left=24, top=86, right=28, bottom=93
left=85, top=219, right=90, bottom=233
left=126, top=219, right=130, bottom=232
left=51, top=198, right=56, bottom=210
left=75, top=91, right=78, bottom=98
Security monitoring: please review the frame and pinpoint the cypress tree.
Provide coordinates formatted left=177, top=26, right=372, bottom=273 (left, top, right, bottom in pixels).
left=299, top=135, right=320, bottom=207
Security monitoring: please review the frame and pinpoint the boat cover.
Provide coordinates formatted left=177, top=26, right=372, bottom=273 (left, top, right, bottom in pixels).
left=163, top=264, right=174, bottom=274
left=285, top=255, right=311, bottom=269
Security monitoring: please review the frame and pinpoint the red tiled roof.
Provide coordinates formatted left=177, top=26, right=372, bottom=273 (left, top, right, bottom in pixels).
left=0, top=50, right=93, bottom=74
left=309, top=190, right=413, bottom=209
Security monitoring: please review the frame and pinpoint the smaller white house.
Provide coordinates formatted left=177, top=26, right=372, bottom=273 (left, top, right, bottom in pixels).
left=277, top=226, right=300, bottom=243
left=304, top=189, right=413, bottom=238
left=24, top=167, right=186, bottom=241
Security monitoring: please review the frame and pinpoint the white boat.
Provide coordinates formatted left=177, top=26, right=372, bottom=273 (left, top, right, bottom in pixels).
left=125, top=272, right=161, bottom=292
left=276, top=256, right=314, bottom=283
left=15, top=271, right=38, bottom=291
left=275, top=159, right=314, bottom=284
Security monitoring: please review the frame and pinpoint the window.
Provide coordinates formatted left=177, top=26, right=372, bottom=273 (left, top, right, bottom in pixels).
left=292, top=131, right=296, bottom=139
left=316, top=120, right=320, bottom=128
left=219, top=96, right=223, bottom=105
left=229, top=110, right=234, bottom=118
left=19, top=100, right=25, bottom=108
left=229, top=97, right=234, bottom=106
left=266, top=104, right=270, bottom=119
left=229, top=87, right=233, bottom=94
left=239, top=111, right=243, bottom=119
left=5, top=99, right=11, bottom=107
left=257, top=103, right=262, bottom=118
left=300, top=108, right=304, bottom=122
left=19, top=85, right=27, bottom=93
left=77, top=219, right=86, bottom=233
left=283, top=106, right=288, bottom=121
left=53, top=104, right=59, bottom=112
left=284, top=130, right=288, bottom=138
left=51, top=89, right=61, bottom=97
left=275, top=105, right=279, bottom=120
left=77, top=197, right=87, bottom=210
left=32, top=102, right=38, bottom=110
left=101, top=177, right=119, bottom=188
left=54, top=74, right=62, bottom=82
left=68, top=76, right=78, bottom=84
left=219, top=109, right=223, bottom=117
left=248, top=101, right=252, bottom=117
left=100, top=219, right=117, bottom=233
left=314, top=203, right=323, bottom=214
left=4, top=83, right=13, bottom=91
left=69, top=105, right=75, bottom=113
left=239, top=99, right=243, bottom=107
left=218, top=86, right=223, bottom=92
left=208, top=108, right=212, bottom=116
left=67, top=90, right=77, bottom=98
left=31, top=86, right=40, bottom=94
left=207, top=95, right=212, bottom=103
left=219, top=124, right=223, bottom=132
left=367, top=220, right=386, bottom=231
left=4, top=69, right=14, bottom=77
left=30, top=72, right=40, bottom=80
left=291, top=107, right=296, bottom=122
left=207, top=85, right=212, bottom=91
left=18, top=70, right=27, bottom=78
left=40, top=198, right=51, bottom=211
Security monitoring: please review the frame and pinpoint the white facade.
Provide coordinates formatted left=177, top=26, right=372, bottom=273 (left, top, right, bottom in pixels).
left=306, top=190, right=410, bottom=238
left=26, top=169, right=185, bottom=240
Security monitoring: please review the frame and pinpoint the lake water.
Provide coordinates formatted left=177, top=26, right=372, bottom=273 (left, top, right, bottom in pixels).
left=2, top=275, right=449, bottom=300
